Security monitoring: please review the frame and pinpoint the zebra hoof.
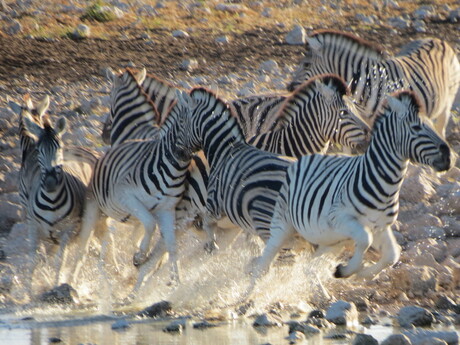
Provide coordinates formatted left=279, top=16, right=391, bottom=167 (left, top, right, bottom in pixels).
left=204, top=240, right=219, bottom=254
left=133, top=252, right=147, bottom=267
left=334, top=264, right=345, bottom=278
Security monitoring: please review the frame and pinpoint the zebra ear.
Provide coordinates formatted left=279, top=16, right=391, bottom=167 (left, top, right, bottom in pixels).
left=307, top=36, right=322, bottom=53
left=316, top=79, right=335, bottom=103
left=386, top=95, right=407, bottom=119
left=8, top=99, right=22, bottom=115
left=175, top=89, right=193, bottom=108
left=36, top=95, right=50, bottom=117
left=135, top=68, right=147, bottom=84
left=55, top=117, right=67, bottom=135
left=105, top=67, right=116, bottom=83
left=22, top=112, right=43, bottom=139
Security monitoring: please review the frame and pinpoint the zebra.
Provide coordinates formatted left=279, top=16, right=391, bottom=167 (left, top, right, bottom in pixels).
left=77, top=89, right=194, bottom=288
left=9, top=95, right=98, bottom=296
left=251, top=91, right=453, bottom=284
left=287, top=30, right=460, bottom=137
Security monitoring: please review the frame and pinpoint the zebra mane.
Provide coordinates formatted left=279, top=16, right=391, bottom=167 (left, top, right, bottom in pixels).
left=372, top=90, right=424, bottom=137
left=274, top=74, right=349, bottom=129
left=308, top=29, right=387, bottom=61
left=396, top=38, right=435, bottom=57
left=141, top=71, right=179, bottom=126
left=189, top=87, right=246, bottom=139
left=123, top=67, right=162, bottom=125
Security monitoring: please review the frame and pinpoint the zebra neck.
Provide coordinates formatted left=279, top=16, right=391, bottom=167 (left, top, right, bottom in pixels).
left=202, top=114, right=246, bottom=167
left=364, top=132, right=408, bottom=195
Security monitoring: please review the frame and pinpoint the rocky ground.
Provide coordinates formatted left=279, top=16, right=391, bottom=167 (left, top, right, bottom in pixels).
left=0, top=0, right=460, bottom=344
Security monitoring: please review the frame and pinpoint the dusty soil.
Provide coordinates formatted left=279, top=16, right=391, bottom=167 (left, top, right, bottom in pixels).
left=0, top=21, right=458, bottom=93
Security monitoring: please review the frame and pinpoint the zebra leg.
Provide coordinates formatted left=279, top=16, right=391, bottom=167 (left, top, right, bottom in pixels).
left=157, top=209, right=180, bottom=283
left=334, top=220, right=372, bottom=278
left=121, top=196, right=158, bottom=267
left=71, top=198, right=101, bottom=285
left=24, top=223, right=40, bottom=297
left=355, top=226, right=400, bottom=279
left=251, top=220, right=295, bottom=280
left=203, top=217, right=218, bottom=253
left=130, top=238, right=167, bottom=298
left=55, top=229, right=72, bottom=286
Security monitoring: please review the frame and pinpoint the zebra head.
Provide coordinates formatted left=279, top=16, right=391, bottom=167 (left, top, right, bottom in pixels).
left=22, top=106, right=67, bottom=193
left=313, top=75, right=370, bottom=152
left=379, top=91, right=453, bottom=172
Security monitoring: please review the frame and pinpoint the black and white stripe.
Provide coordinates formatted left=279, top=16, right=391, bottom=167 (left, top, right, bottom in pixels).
left=10, top=95, right=97, bottom=294
left=81, top=90, right=194, bottom=286
left=288, top=30, right=460, bottom=136
left=253, top=91, right=453, bottom=281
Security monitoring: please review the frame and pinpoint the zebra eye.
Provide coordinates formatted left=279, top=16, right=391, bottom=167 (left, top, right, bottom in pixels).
left=411, top=124, right=422, bottom=132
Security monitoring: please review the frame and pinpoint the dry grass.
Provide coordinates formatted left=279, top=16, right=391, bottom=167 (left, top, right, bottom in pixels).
left=3, top=0, right=458, bottom=39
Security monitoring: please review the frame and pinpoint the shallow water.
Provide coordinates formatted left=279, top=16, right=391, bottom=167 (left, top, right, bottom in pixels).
left=1, top=223, right=459, bottom=344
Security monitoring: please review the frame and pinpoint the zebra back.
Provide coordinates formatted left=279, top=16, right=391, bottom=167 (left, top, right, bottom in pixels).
left=104, top=68, right=161, bottom=146
left=229, top=94, right=286, bottom=137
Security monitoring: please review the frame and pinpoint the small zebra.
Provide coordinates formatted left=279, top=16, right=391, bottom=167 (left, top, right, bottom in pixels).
left=79, top=89, right=194, bottom=286
left=287, top=30, right=460, bottom=136
left=10, top=95, right=97, bottom=295
left=252, top=91, right=453, bottom=283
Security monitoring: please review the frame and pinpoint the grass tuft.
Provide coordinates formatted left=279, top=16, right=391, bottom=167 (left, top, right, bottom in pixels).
left=81, top=1, right=116, bottom=23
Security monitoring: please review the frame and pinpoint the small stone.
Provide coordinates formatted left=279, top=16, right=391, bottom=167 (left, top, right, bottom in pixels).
left=215, top=3, right=247, bottom=13
left=111, top=319, right=130, bottom=330
left=287, top=320, right=321, bottom=335
left=381, top=334, right=412, bottom=345
left=352, top=333, right=379, bottom=345
left=252, top=313, right=282, bottom=327
left=172, top=30, right=189, bottom=38
left=259, top=60, right=279, bottom=74
left=325, top=300, right=358, bottom=326
left=163, top=319, right=185, bottom=333
left=397, top=305, right=434, bottom=328
left=285, top=24, right=306, bottom=45
left=73, top=24, right=91, bottom=39
left=138, top=300, right=173, bottom=318
left=261, top=7, right=272, bottom=18
left=388, top=17, right=410, bottom=29
left=49, top=337, right=62, bottom=343
left=5, top=20, right=22, bottom=35
left=180, top=59, right=198, bottom=72
left=215, top=35, right=229, bottom=44
left=39, top=284, right=78, bottom=305
left=193, top=320, right=218, bottom=329
left=435, top=295, right=457, bottom=311
left=286, top=331, right=306, bottom=344
left=403, top=329, right=458, bottom=345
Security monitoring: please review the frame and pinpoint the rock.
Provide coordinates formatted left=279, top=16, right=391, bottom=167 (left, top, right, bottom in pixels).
left=325, top=300, right=358, bottom=326
left=287, top=320, right=321, bottom=335
left=111, top=319, right=130, bottom=330
left=403, top=329, right=458, bottom=345
left=172, top=30, right=189, bottom=38
left=413, top=6, right=434, bottom=20
left=448, top=8, right=460, bottom=23
left=419, top=339, right=448, bottom=345
left=406, top=238, right=448, bottom=263
left=138, top=300, right=173, bottom=318
left=413, top=20, right=427, bottom=33
left=261, top=7, right=272, bottom=18
left=397, top=306, right=434, bottom=328
left=352, top=333, right=379, bottom=345
left=259, top=60, right=279, bottom=74
left=215, top=35, right=229, bottom=44
left=381, top=334, right=412, bottom=345
left=39, top=284, right=78, bottom=304
left=215, top=3, right=247, bottom=13
left=286, top=331, right=306, bottom=344
left=388, top=17, right=410, bottom=29
left=180, top=59, right=198, bottom=72
left=193, top=320, right=219, bottom=329
left=442, top=216, right=460, bottom=237
left=162, top=319, right=185, bottom=333
left=5, top=20, right=22, bottom=35
left=392, top=264, right=438, bottom=297
left=73, top=24, right=91, bottom=39
left=435, top=295, right=457, bottom=311
left=252, top=313, right=282, bottom=327
left=285, top=25, right=306, bottom=45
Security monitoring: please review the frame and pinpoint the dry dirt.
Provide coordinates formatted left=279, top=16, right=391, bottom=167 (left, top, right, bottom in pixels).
left=0, top=21, right=458, bottom=93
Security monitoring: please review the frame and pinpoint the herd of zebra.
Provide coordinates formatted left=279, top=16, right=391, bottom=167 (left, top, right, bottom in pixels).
left=7, top=30, right=459, bottom=301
